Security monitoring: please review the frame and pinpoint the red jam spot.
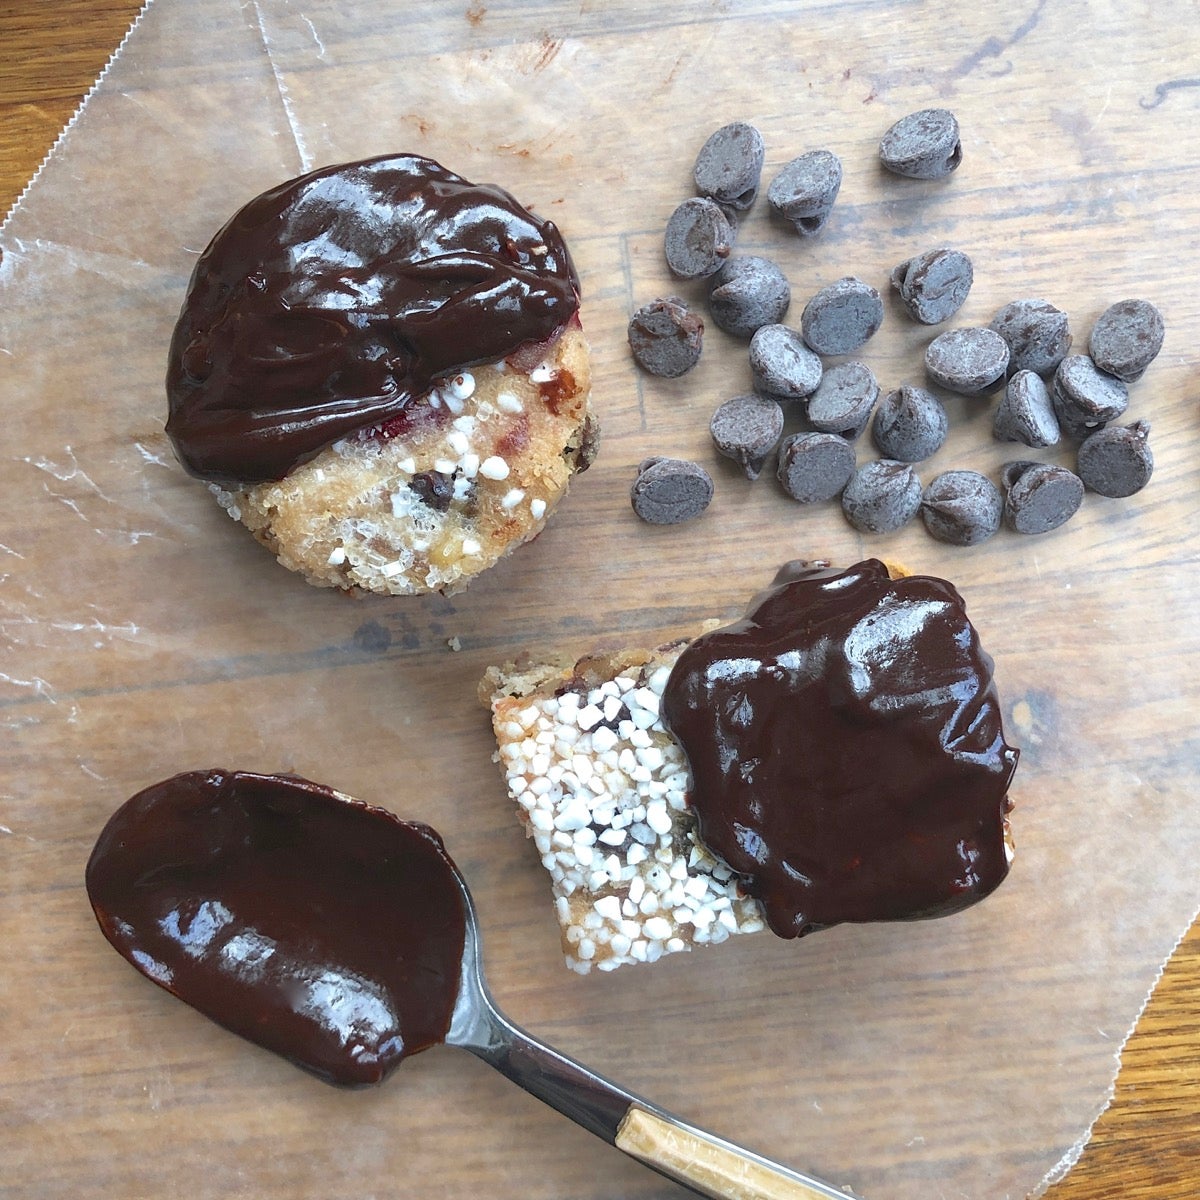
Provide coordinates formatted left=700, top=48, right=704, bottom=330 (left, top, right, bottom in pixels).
left=166, top=155, right=580, bottom=486
left=506, top=334, right=560, bottom=374
left=85, top=770, right=467, bottom=1087
left=661, top=560, right=1018, bottom=939
left=495, top=412, right=531, bottom=461
left=374, top=392, right=452, bottom=443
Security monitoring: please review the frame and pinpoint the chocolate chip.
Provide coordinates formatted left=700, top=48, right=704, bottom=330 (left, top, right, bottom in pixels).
left=1050, top=354, right=1129, bottom=440
left=871, top=385, right=948, bottom=461
left=879, top=109, right=962, bottom=179
left=627, top=296, right=704, bottom=377
left=841, top=460, right=923, bottom=533
left=776, top=433, right=856, bottom=503
left=664, top=197, right=735, bottom=280
left=630, top=457, right=714, bottom=524
left=409, top=470, right=453, bottom=511
left=1001, top=461, right=1084, bottom=534
left=1088, top=299, right=1165, bottom=382
left=766, top=150, right=843, bottom=236
left=889, top=248, right=973, bottom=325
left=806, top=361, right=879, bottom=439
left=924, top=327, right=1009, bottom=395
left=693, top=121, right=765, bottom=211
left=707, top=256, right=791, bottom=338
left=710, top=394, right=785, bottom=480
left=988, top=299, right=1072, bottom=376
left=801, top=277, right=884, bottom=356
left=921, top=471, right=1002, bottom=545
left=1077, top=420, right=1154, bottom=497
left=749, top=324, right=823, bottom=401
left=993, top=370, right=1060, bottom=448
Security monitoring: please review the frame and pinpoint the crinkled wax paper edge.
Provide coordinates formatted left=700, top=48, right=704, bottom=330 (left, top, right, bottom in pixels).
left=1031, top=897, right=1200, bottom=1198
left=0, top=0, right=158, bottom=233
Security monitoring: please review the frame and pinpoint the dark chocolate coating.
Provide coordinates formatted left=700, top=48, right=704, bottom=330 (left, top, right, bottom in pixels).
left=662, top=561, right=1018, bottom=939
left=166, top=155, right=580, bottom=485
left=85, top=769, right=466, bottom=1087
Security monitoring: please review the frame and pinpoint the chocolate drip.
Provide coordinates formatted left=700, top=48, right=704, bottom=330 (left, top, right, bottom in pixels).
left=166, top=155, right=580, bottom=485
left=85, top=770, right=466, bottom=1087
left=661, top=560, right=1018, bottom=938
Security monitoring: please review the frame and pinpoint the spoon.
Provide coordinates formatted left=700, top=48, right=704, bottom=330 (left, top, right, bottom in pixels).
left=447, top=870, right=853, bottom=1200
left=86, top=769, right=853, bottom=1200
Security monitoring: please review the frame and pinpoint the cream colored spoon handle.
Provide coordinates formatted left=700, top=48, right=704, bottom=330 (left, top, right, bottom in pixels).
left=616, top=1103, right=853, bottom=1200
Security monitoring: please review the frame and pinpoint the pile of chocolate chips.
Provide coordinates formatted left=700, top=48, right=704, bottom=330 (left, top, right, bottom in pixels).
left=627, top=114, right=1161, bottom=542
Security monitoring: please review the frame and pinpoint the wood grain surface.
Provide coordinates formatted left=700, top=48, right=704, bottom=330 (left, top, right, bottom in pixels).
left=2, top=2, right=1197, bottom=1198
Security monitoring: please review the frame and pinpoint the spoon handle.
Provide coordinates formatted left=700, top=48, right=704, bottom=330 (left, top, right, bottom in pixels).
left=614, top=1103, right=853, bottom=1200
left=466, top=1005, right=853, bottom=1200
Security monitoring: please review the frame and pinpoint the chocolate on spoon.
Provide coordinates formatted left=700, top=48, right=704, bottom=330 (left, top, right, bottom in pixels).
left=86, top=770, right=848, bottom=1200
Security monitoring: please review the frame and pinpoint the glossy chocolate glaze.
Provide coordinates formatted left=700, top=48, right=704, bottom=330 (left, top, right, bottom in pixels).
left=166, top=155, right=580, bottom=485
left=661, top=560, right=1018, bottom=938
left=85, top=770, right=466, bottom=1086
